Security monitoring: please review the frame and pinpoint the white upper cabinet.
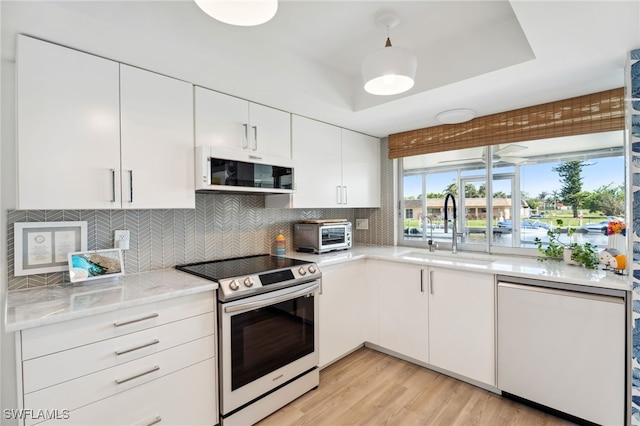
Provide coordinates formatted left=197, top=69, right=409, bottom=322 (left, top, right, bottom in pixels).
left=341, top=129, right=380, bottom=208
left=120, top=65, right=195, bottom=209
left=265, top=115, right=380, bottom=208
left=194, top=87, right=247, bottom=152
left=17, top=35, right=121, bottom=210
left=289, top=115, right=342, bottom=208
left=16, top=36, right=195, bottom=210
left=248, top=102, right=292, bottom=160
left=194, top=86, right=291, bottom=162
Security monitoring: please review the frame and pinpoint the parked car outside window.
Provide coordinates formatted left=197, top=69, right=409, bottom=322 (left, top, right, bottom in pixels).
left=581, top=220, right=617, bottom=233
left=404, top=227, right=423, bottom=238
left=497, top=220, right=550, bottom=230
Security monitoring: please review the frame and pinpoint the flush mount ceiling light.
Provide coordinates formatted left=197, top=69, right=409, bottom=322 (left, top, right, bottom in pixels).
left=194, top=0, right=278, bottom=26
left=362, top=11, right=418, bottom=96
left=436, top=108, right=477, bottom=124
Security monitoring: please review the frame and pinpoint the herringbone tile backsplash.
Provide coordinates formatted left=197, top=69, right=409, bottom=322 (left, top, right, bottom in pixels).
left=7, top=139, right=394, bottom=290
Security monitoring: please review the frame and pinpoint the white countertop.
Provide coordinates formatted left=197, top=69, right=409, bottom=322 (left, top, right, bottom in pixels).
left=5, top=268, right=217, bottom=332
left=6, top=246, right=630, bottom=332
left=288, top=245, right=632, bottom=292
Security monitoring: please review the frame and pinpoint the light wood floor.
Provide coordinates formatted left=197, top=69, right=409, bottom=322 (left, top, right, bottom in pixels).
left=257, top=347, right=574, bottom=426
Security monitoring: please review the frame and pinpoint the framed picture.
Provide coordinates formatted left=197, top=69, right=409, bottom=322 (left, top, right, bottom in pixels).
left=14, top=221, right=88, bottom=276
left=68, top=248, right=124, bottom=284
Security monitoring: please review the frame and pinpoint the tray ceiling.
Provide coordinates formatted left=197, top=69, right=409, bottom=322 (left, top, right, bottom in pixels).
left=1, top=1, right=638, bottom=137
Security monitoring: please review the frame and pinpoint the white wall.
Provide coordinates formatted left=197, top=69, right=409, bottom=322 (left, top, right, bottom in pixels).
left=1, top=52, right=19, bottom=424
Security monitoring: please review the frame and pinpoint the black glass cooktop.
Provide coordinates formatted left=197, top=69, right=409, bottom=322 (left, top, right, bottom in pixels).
left=175, top=254, right=311, bottom=281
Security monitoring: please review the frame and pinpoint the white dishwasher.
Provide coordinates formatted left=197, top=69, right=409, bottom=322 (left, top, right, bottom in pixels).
left=497, top=276, right=628, bottom=426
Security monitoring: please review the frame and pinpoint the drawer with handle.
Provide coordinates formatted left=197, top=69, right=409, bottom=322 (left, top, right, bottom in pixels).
left=24, top=335, right=215, bottom=426
left=37, top=358, right=216, bottom=426
left=22, top=311, right=214, bottom=393
left=20, top=291, right=214, bottom=360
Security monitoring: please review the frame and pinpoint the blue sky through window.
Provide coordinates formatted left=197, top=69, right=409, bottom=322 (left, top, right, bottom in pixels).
left=404, top=156, right=624, bottom=199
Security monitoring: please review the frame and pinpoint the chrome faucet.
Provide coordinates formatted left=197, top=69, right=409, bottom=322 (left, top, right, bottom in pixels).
left=426, top=216, right=436, bottom=251
left=443, top=193, right=458, bottom=254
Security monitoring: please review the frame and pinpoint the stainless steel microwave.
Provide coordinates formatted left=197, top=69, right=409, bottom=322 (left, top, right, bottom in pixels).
left=196, top=146, right=294, bottom=194
left=294, top=221, right=352, bottom=254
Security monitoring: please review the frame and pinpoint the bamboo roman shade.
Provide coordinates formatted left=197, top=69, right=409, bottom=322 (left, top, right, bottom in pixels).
left=388, top=88, right=625, bottom=159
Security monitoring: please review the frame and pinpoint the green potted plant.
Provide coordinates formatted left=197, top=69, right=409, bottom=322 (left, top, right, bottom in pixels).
left=565, top=241, right=599, bottom=269
left=534, top=220, right=599, bottom=269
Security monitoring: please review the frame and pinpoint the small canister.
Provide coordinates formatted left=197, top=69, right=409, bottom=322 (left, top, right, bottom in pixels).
left=275, top=231, right=286, bottom=256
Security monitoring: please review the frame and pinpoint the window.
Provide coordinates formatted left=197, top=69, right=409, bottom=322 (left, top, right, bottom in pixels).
left=399, top=131, right=625, bottom=254
left=405, top=209, right=413, bottom=219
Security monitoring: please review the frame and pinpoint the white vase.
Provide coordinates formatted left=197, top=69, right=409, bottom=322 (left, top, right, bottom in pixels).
left=607, top=234, right=626, bottom=253
left=563, top=248, right=579, bottom=265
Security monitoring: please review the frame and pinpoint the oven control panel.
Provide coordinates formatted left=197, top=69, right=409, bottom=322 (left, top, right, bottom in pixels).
left=219, top=263, right=320, bottom=300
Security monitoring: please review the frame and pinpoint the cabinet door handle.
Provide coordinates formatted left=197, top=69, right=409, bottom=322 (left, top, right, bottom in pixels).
left=110, top=169, right=117, bottom=203
left=429, top=270, right=434, bottom=294
left=336, top=186, right=342, bottom=204
left=113, top=313, right=158, bottom=328
left=242, top=124, right=249, bottom=149
left=342, top=186, right=348, bottom=205
left=420, top=269, right=424, bottom=293
left=115, top=339, right=160, bottom=356
left=128, top=170, right=134, bottom=203
left=252, top=125, right=258, bottom=151
left=115, top=365, right=159, bottom=385
left=146, top=416, right=162, bottom=426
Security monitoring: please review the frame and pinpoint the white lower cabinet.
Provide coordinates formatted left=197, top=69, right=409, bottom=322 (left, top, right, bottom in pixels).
left=17, top=292, right=217, bottom=426
left=40, top=359, right=215, bottom=426
left=22, top=312, right=215, bottom=394
left=428, top=268, right=495, bottom=386
left=375, top=260, right=429, bottom=363
left=319, top=260, right=366, bottom=368
left=321, top=259, right=496, bottom=389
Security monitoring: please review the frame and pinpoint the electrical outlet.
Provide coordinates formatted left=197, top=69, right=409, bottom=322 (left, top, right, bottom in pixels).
left=114, top=230, right=130, bottom=250
left=356, top=219, right=369, bottom=230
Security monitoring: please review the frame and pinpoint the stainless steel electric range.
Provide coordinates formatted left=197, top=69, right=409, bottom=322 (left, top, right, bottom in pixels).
left=176, top=254, right=321, bottom=426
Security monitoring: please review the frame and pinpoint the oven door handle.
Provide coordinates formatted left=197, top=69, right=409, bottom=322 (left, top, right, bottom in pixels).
left=224, top=281, right=320, bottom=314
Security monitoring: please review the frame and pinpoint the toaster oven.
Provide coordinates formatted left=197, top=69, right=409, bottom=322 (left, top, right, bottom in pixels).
left=294, top=221, right=352, bottom=254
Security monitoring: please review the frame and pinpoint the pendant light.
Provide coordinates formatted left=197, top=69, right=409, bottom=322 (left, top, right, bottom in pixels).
left=194, top=0, right=278, bottom=26
left=362, top=11, right=417, bottom=96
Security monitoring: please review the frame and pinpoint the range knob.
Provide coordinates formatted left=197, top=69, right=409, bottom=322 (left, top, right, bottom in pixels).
left=229, top=280, right=240, bottom=291
left=243, top=277, right=254, bottom=287
left=298, top=267, right=307, bottom=276
left=308, top=265, right=317, bottom=274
